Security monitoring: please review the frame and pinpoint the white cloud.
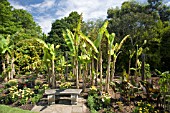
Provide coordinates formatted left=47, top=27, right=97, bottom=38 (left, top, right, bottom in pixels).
left=10, top=0, right=143, bottom=34
left=34, top=15, right=56, bottom=35
left=56, top=0, right=126, bottom=20
left=9, top=1, right=27, bottom=10
left=30, top=0, right=56, bottom=12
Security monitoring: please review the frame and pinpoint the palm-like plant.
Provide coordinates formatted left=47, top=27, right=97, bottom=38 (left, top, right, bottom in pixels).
left=63, top=15, right=98, bottom=88
left=34, top=38, right=60, bottom=88
left=94, top=21, right=108, bottom=90
left=0, top=35, right=14, bottom=81
left=104, top=30, right=130, bottom=92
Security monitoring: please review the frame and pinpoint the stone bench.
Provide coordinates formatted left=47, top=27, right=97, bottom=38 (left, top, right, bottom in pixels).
left=45, top=89, right=82, bottom=105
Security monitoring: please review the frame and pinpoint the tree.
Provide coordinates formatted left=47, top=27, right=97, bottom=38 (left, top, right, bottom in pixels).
left=160, top=26, right=170, bottom=71
left=12, top=9, right=42, bottom=38
left=34, top=38, right=60, bottom=88
left=0, top=0, right=17, bottom=35
left=107, top=1, right=163, bottom=71
left=63, top=15, right=98, bottom=88
left=0, top=35, right=14, bottom=81
left=47, top=11, right=81, bottom=53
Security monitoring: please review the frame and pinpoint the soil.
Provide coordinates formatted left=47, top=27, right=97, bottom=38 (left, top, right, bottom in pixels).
left=18, top=104, right=34, bottom=111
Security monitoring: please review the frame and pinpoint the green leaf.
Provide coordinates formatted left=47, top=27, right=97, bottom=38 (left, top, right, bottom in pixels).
left=63, top=29, right=76, bottom=55
left=79, top=32, right=98, bottom=53
left=94, top=21, right=108, bottom=48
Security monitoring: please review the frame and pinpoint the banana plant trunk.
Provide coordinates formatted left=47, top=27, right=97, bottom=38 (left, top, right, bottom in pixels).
left=83, top=63, right=88, bottom=92
left=6, top=53, right=10, bottom=81
left=106, top=52, right=111, bottom=92
left=10, top=56, right=15, bottom=79
left=111, top=56, right=117, bottom=81
left=128, top=58, right=131, bottom=76
left=2, top=58, right=7, bottom=82
left=75, top=58, right=79, bottom=88
left=52, top=59, right=56, bottom=88
left=91, top=57, right=94, bottom=86
left=95, top=59, right=98, bottom=85
left=79, top=64, right=82, bottom=81
left=99, top=51, right=103, bottom=91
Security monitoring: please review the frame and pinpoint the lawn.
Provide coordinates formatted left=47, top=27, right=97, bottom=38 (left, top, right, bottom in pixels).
left=0, top=105, right=37, bottom=113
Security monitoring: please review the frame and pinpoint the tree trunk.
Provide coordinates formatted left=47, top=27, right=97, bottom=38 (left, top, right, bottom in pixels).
left=6, top=53, right=10, bottom=81
left=10, top=56, right=15, bottom=79
left=79, top=64, right=82, bottom=81
left=52, top=59, right=56, bottom=88
left=106, top=53, right=111, bottom=93
left=73, top=57, right=76, bottom=78
left=111, top=56, right=116, bottom=81
left=141, top=54, right=145, bottom=81
left=76, top=58, right=79, bottom=89
left=83, top=63, right=87, bottom=92
left=2, top=58, right=7, bottom=82
left=89, top=62, right=92, bottom=86
left=65, top=52, right=68, bottom=80
left=128, top=58, right=131, bottom=76
left=99, top=52, right=103, bottom=91
left=91, top=57, right=94, bottom=86
left=95, top=59, right=98, bottom=85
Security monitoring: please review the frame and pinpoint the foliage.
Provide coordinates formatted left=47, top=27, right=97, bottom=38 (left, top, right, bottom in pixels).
left=47, top=11, right=81, bottom=53
left=101, top=93, right=111, bottom=106
left=59, top=82, right=72, bottom=89
left=144, top=63, right=152, bottom=79
left=30, top=94, right=42, bottom=104
left=107, top=0, right=165, bottom=71
left=133, top=101, right=157, bottom=113
left=8, top=79, right=18, bottom=86
left=158, top=71, right=170, bottom=93
left=87, top=86, right=112, bottom=112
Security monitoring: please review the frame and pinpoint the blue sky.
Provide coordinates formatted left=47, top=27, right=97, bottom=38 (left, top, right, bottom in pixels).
left=8, top=0, right=169, bottom=34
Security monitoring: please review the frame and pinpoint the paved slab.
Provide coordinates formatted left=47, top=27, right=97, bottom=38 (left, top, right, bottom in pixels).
left=31, top=97, right=89, bottom=113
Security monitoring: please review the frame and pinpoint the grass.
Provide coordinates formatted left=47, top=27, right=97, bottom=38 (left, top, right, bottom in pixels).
left=0, top=105, right=37, bottom=113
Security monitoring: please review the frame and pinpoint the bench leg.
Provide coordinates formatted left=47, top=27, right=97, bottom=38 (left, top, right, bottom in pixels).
left=48, top=94, right=55, bottom=105
left=71, top=94, right=78, bottom=105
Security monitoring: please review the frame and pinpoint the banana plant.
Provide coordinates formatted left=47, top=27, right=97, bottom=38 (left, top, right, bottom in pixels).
left=128, top=50, right=135, bottom=76
left=105, top=30, right=115, bottom=92
left=34, top=38, right=60, bottom=88
left=110, top=35, right=130, bottom=82
left=0, top=35, right=14, bottom=81
left=94, top=21, right=108, bottom=90
left=104, top=30, right=129, bottom=92
left=63, top=15, right=98, bottom=88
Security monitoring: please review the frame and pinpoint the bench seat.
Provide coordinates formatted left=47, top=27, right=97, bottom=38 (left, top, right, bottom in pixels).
left=45, top=89, right=82, bottom=105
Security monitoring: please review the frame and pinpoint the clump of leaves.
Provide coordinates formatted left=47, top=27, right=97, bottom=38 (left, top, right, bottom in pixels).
left=8, top=79, right=18, bottom=87
left=159, top=71, right=170, bottom=92
left=59, top=82, right=72, bottom=89
left=133, top=101, right=158, bottom=113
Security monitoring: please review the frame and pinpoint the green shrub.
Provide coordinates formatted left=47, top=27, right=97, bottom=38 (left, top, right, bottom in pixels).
left=59, top=82, right=72, bottom=89
left=159, top=71, right=170, bottom=92
left=31, top=94, right=42, bottom=104
left=87, top=96, right=95, bottom=110
left=101, top=93, right=111, bottom=106
left=8, top=79, right=18, bottom=87
left=133, top=101, right=157, bottom=113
